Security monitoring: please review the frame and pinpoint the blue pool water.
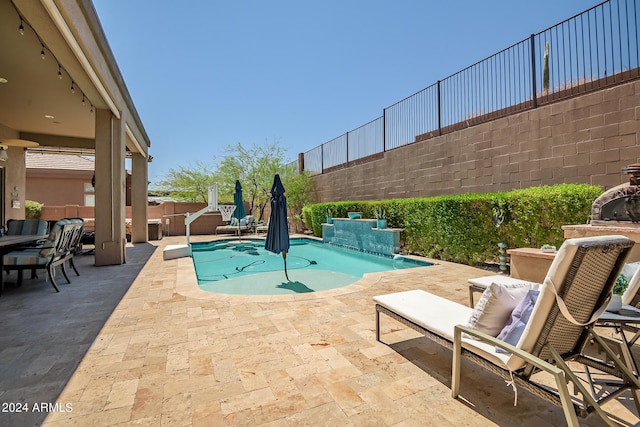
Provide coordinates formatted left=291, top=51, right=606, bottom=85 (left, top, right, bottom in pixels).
left=191, top=238, right=432, bottom=295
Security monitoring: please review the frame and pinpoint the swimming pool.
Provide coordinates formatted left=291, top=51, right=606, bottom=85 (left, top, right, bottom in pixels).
left=191, top=238, right=432, bottom=295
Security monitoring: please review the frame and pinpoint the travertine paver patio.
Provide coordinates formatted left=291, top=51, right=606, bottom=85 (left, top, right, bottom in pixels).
left=1, top=235, right=638, bottom=426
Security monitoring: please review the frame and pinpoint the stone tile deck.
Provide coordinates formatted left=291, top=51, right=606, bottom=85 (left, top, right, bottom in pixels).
left=0, top=235, right=637, bottom=426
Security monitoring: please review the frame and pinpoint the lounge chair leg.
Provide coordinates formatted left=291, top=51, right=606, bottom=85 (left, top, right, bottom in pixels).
left=551, top=370, right=581, bottom=427
left=17, top=270, right=23, bottom=287
left=451, top=327, right=462, bottom=398
left=376, top=307, right=380, bottom=342
left=548, top=344, right=616, bottom=426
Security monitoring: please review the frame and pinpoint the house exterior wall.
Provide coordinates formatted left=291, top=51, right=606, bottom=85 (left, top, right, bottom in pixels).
left=26, top=174, right=91, bottom=206
left=25, top=169, right=132, bottom=207
left=311, top=79, right=640, bottom=202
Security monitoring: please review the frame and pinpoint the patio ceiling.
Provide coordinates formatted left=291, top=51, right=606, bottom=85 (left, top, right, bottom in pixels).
left=0, top=0, right=149, bottom=155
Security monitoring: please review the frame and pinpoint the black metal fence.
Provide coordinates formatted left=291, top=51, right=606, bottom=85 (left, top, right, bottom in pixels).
left=303, top=0, right=640, bottom=175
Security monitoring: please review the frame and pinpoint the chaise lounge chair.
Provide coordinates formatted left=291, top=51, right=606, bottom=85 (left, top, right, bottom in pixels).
left=255, top=220, right=269, bottom=234
left=601, top=261, right=640, bottom=347
left=622, top=261, right=640, bottom=309
left=215, top=215, right=255, bottom=235
left=374, top=235, right=639, bottom=426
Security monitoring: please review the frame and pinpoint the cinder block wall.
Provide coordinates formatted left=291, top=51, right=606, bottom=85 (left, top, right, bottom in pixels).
left=312, top=79, right=640, bottom=202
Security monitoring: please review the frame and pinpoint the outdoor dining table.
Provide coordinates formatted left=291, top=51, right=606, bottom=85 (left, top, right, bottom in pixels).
left=0, top=234, right=48, bottom=296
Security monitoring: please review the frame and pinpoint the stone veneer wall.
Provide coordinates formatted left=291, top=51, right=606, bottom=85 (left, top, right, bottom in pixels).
left=311, top=79, right=640, bottom=202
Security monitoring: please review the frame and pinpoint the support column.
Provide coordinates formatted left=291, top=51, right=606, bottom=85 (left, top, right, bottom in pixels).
left=131, top=152, right=148, bottom=243
left=94, top=108, right=127, bottom=265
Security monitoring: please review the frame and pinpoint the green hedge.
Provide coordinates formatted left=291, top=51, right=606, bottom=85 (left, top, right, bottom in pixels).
left=302, top=184, right=602, bottom=266
left=25, top=200, right=43, bottom=219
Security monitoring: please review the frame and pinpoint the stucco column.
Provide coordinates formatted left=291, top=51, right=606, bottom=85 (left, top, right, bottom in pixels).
left=94, top=108, right=127, bottom=265
left=131, top=152, right=148, bottom=243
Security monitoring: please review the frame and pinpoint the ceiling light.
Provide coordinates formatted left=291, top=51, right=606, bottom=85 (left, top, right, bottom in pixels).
left=44, top=115, right=55, bottom=119
left=0, top=77, right=7, bottom=84
left=40, top=44, right=45, bottom=60
left=58, top=65, right=62, bottom=79
left=0, top=146, right=8, bottom=162
left=19, top=18, right=24, bottom=35
left=70, top=82, right=75, bottom=93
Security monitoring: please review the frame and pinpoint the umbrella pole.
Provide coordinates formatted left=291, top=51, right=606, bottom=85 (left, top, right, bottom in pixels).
left=282, top=251, right=290, bottom=281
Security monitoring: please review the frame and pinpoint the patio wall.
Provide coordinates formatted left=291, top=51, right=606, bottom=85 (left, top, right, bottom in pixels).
left=39, top=201, right=233, bottom=237
left=311, top=78, right=640, bottom=202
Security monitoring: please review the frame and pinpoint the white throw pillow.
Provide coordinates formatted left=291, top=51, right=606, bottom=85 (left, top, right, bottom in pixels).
left=466, top=281, right=536, bottom=337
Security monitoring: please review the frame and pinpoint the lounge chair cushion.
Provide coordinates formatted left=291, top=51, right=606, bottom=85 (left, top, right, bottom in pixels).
left=466, top=281, right=537, bottom=337
left=374, top=290, right=513, bottom=367
left=495, top=289, right=540, bottom=353
left=516, top=236, right=593, bottom=357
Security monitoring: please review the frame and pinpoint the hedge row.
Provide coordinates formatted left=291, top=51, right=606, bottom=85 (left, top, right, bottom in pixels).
left=302, top=184, right=602, bottom=266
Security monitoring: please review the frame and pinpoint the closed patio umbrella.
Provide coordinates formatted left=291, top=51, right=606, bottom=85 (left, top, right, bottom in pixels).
left=264, top=174, right=290, bottom=281
left=233, top=180, right=246, bottom=237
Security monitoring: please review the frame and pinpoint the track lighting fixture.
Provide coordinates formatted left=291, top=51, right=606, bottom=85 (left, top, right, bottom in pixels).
left=10, top=3, right=94, bottom=114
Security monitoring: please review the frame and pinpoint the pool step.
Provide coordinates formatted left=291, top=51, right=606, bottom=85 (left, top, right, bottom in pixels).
left=163, top=244, right=191, bottom=260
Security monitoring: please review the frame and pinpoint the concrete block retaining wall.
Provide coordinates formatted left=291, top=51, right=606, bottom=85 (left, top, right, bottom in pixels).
left=311, top=79, right=640, bottom=202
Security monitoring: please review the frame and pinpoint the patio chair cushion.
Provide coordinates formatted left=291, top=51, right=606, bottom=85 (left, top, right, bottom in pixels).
left=3, top=251, right=50, bottom=266
left=6, top=219, right=48, bottom=236
left=466, top=281, right=537, bottom=337
left=2, top=220, right=68, bottom=266
left=495, top=289, right=540, bottom=353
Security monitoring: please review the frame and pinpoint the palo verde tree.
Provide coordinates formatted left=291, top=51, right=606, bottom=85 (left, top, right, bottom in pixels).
left=281, top=169, right=315, bottom=232
left=154, top=161, right=216, bottom=202
left=154, top=140, right=314, bottom=223
left=214, top=141, right=289, bottom=220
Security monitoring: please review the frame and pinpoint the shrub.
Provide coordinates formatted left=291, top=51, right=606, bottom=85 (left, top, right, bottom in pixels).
left=25, top=200, right=43, bottom=219
left=302, top=184, right=602, bottom=266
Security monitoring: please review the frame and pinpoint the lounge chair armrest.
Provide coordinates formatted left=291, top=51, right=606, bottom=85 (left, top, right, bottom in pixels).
left=453, top=324, right=564, bottom=376
left=452, top=325, right=581, bottom=426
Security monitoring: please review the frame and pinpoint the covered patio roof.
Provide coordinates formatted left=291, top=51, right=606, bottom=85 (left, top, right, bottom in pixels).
left=0, top=0, right=148, bottom=153
left=0, top=0, right=151, bottom=264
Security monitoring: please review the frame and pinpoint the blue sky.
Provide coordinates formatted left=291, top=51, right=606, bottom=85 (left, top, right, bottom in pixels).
left=92, top=0, right=603, bottom=185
